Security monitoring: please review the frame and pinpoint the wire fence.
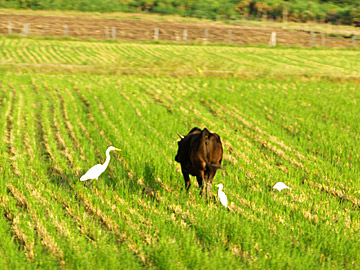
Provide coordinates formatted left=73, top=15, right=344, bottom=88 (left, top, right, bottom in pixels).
left=0, top=21, right=359, bottom=48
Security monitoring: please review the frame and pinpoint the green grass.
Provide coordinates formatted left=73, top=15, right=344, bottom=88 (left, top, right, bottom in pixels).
left=0, top=8, right=217, bottom=23
left=0, top=36, right=360, bottom=269
left=1, top=37, right=360, bottom=77
left=1, top=8, right=360, bottom=36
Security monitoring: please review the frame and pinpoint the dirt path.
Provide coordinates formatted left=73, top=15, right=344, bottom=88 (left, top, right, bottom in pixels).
left=0, top=13, right=357, bottom=48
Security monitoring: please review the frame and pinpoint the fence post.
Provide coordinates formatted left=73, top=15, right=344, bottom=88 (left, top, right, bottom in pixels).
left=112, top=27, right=116, bottom=41
left=64, top=25, right=68, bottom=37
left=205, top=29, right=209, bottom=43
left=23, top=23, right=29, bottom=37
left=183, top=29, right=187, bottom=42
left=154, top=28, right=159, bottom=41
left=268, top=32, right=276, bottom=47
left=228, top=30, right=232, bottom=44
left=8, top=22, right=12, bottom=35
left=352, top=35, right=356, bottom=47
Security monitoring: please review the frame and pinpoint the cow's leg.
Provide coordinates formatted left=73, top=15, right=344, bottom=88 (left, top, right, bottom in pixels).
left=181, top=168, right=191, bottom=192
left=196, top=170, right=205, bottom=197
left=203, top=169, right=210, bottom=198
left=206, top=169, right=217, bottom=198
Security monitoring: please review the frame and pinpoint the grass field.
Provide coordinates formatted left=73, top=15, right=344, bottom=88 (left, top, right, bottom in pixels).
left=0, top=36, right=360, bottom=269
left=1, top=37, right=360, bottom=77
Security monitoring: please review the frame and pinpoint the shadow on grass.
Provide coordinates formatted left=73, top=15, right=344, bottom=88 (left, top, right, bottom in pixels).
left=97, top=161, right=163, bottom=200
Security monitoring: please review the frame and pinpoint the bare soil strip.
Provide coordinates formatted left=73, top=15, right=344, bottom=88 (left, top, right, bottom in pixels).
left=0, top=195, right=35, bottom=261
left=6, top=184, right=65, bottom=265
left=0, top=13, right=358, bottom=48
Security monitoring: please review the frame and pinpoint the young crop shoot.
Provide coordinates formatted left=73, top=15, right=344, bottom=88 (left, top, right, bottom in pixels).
left=80, top=146, right=121, bottom=188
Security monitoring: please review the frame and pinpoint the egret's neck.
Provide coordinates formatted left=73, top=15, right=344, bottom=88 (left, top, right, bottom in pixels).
left=103, top=149, right=112, bottom=168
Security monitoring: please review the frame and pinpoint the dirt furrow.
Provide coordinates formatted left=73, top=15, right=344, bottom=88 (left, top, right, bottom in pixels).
left=0, top=195, right=35, bottom=261
left=42, top=84, right=76, bottom=171
left=72, top=186, right=151, bottom=266
left=119, top=90, right=175, bottom=169
left=226, top=103, right=306, bottom=163
left=206, top=99, right=300, bottom=172
left=308, top=180, right=360, bottom=211
left=55, top=87, right=86, bottom=160
left=25, top=182, right=76, bottom=241
left=6, top=184, right=65, bottom=265
left=3, top=87, right=23, bottom=176
left=46, top=189, right=97, bottom=242
left=64, top=88, right=102, bottom=159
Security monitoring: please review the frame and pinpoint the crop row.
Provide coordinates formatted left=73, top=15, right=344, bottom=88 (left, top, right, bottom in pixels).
left=1, top=38, right=360, bottom=77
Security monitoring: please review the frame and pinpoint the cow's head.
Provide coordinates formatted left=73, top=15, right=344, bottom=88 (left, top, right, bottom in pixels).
left=175, top=127, right=202, bottom=163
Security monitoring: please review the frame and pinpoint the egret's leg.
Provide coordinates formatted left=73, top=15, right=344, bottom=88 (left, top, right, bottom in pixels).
left=87, top=179, right=94, bottom=187
left=96, top=178, right=99, bottom=189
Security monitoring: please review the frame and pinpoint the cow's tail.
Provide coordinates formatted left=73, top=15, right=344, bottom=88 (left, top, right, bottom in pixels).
left=206, top=162, right=223, bottom=170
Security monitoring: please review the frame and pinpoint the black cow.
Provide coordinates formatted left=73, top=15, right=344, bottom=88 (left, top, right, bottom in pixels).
left=175, top=127, right=223, bottom=197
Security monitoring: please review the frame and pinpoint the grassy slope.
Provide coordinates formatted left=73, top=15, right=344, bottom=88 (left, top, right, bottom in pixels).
left=0, top=37, right=360, bottom=269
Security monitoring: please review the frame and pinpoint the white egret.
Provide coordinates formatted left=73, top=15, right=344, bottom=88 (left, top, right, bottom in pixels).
left=216, top=183, right=228, bottom=208
left=273, top=182, right=292, bottom=192
left=80, top=146, right=121, bottom=187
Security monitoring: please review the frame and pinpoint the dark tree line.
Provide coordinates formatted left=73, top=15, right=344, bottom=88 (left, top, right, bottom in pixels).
left=1, top=0, right=359, bottom=26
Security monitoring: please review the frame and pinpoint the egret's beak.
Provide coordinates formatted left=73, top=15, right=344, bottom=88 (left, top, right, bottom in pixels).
left=114, top=148, right=121, bottom=151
